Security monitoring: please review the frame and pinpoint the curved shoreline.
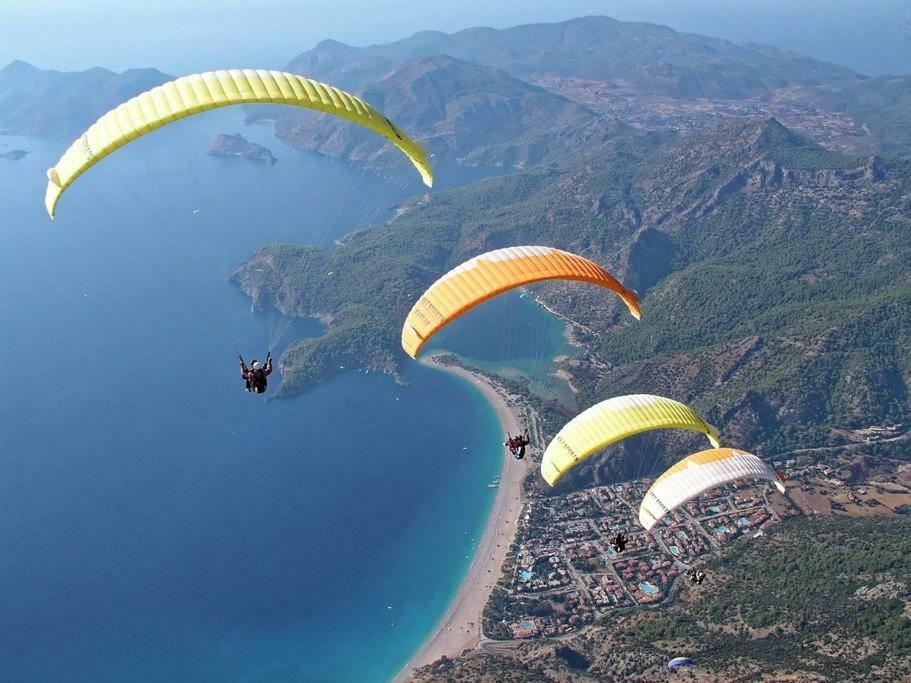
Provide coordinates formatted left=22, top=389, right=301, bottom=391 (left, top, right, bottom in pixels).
left=394, top=356, right=528, bottom=681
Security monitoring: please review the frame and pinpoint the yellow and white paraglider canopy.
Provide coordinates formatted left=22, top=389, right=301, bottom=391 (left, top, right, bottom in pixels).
left=639, top=448, right=786, bottom=531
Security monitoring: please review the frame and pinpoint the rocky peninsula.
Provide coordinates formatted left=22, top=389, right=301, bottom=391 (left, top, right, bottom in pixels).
left=208, top=133, right=276, bottom=164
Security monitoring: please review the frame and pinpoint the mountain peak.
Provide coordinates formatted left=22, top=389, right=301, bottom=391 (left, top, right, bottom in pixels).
left=749, top=117, right=813, bottom=153
left=407, top=29, right=449, bottom=41
left=0, top=60, right=40, bottom=79
left=754, top=116, right=789, bottom=138
left=313, top=38, right=355, bottom=54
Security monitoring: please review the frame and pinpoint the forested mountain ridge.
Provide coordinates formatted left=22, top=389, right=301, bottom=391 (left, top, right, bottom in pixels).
left=233, top=116, right=911, bottom=478
left=563, top=118, right=911, bottom=481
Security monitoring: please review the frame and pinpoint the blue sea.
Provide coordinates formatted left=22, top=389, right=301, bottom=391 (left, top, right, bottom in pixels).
left=0, top=111, right=557, bottom=682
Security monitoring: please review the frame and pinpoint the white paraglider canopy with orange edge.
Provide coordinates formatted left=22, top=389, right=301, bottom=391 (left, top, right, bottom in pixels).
left=639, top=447, right=786, bottom=532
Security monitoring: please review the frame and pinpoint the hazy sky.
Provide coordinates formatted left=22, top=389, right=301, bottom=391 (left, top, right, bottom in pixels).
left=1, top=0, right=908, bottom=76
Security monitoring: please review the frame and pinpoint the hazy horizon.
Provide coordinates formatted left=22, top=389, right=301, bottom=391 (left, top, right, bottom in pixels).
left=1, top=0, right=908, bottom=77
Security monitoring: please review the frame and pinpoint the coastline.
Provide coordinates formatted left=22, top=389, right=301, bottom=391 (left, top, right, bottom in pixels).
left=394, top=355, right=528, bottom=681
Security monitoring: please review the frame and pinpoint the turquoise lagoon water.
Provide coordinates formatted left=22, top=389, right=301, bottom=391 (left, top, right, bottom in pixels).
left=425, top=290, right=581, bottom=409
left=0, top=112, right=538, bottom=682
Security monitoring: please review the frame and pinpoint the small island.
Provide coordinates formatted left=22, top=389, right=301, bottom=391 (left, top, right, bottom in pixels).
left=208, top=133, right=276, bottom=165
left=0, top=149, right=28, bottom=161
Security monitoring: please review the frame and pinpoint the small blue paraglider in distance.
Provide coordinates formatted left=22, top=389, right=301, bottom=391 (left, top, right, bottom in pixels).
left=668, top=656, right=695, bottom=669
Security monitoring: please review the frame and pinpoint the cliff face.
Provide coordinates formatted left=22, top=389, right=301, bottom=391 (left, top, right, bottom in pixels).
left=207, top=133, right=276, bottom=165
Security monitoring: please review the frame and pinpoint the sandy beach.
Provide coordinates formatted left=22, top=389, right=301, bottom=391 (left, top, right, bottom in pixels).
left=394, top=356, right=529, bottom=681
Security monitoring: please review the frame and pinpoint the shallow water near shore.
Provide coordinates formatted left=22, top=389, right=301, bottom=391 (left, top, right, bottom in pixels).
left=426, top=291, right=581, bottom=409
left=0, top=114, right=550, bottom=682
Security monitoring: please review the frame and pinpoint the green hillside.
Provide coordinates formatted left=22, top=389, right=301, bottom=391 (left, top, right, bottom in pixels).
left=234, top=117, right=910, bottom=480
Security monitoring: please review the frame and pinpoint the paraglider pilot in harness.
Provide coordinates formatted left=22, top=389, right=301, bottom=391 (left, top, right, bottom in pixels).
left=688, top=569, right=706, bottom=586
left=239, top=352, right=272, bottom=394
left=611, top=532, right=627, bottom=553
left=505, top=428, right=531, bottom=459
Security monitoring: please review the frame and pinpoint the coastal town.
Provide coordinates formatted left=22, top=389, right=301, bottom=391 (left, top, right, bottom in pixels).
left=401, top=362, right=911, bottom=680
left=483, top=477, right=782, bottom=641
left=530, top=76, right=874, bottom=156
left=480, top=428, right=911, bottom=644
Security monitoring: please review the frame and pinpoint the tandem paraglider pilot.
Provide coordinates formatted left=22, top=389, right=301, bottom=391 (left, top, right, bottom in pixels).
left=505, top=429, right=531, bottom=459
left=239, top=353, right=273, bottom=394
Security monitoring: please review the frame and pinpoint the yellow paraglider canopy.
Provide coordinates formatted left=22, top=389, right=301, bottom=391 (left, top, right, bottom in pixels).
left=45, top=69, right=433, bottom=218
left=401, top=246, right=641, bottom=359
left=541, top=394, right=720, bottom=486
